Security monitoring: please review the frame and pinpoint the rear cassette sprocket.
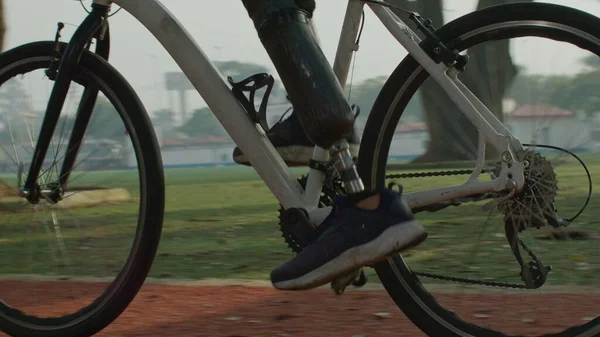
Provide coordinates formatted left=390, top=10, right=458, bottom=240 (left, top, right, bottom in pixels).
left=493, top=150, right=559, bottom=231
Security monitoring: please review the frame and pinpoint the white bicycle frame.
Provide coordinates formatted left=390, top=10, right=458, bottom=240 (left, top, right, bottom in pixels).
left=101, top=0, right=526, bottom=225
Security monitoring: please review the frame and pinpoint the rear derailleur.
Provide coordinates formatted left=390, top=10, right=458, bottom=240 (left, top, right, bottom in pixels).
left=505, top=220, right=552, bottom=289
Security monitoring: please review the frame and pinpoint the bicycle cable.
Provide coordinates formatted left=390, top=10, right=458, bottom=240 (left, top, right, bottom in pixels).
left=78, top=1, right=123, bottom=17
left=522, top=143, right=593, bottom=222
left=346, top=8, right=365, bottom=104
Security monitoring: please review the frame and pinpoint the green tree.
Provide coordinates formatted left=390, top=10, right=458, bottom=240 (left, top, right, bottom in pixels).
left=346, top=76, right=424, bottom=126
left=0, top=0, right=4, bottom=51
left=152, top=108, right=175, bottom=126
left=50, top=97, right=124, bottom=142
left=560, top=71, right=600, bottom=117
left=506, top=69, right=600, bottom=119
left=86, top=97, right=124, bottom=139
left=390, top=0, right=532, bottom=162
left=176, top=107, right=227, bottom=138
left=0, top=81, right=35, bottom=144
left=581, top=54, right=600, bottom=70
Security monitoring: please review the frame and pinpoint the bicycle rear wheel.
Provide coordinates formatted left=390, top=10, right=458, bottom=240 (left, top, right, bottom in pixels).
left=0, top=41, right=164, bottom=337
left=359, top=3, right=600, bottom=336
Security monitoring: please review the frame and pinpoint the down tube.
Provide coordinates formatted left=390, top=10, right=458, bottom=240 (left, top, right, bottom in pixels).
left=114, top=0, right=306, bottom=209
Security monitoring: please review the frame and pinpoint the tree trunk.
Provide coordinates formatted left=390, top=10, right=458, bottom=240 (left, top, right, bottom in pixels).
left=0, top=0, right=5, bottom=51
left=0, top=0, right=9, bottom=197
left=391, top=0, right=530, bottom=163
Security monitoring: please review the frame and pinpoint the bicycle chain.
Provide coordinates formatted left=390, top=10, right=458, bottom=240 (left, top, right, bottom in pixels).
left=384, top=167, right=545, bottom=289
left=386, top=168, right=490, bottom=180
left=411, top=243, right=543, bottom=289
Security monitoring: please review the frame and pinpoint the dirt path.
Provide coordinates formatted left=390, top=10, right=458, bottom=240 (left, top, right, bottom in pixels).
left=1, top=279, right=598, bottom=337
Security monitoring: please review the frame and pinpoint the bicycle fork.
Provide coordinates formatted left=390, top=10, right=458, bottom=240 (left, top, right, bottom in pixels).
left=19, top=3, right=111, bottom=203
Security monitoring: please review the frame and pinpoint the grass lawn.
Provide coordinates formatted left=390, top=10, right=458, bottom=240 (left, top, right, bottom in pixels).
left=0, top=154, right=599, bottom=287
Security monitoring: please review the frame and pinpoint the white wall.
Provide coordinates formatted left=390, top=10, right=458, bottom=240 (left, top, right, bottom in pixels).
left=505, top=118, right=591, bottom=150
left=127, top=144, right=235, bottom=168
left=389, top=131, right=429, bottom=159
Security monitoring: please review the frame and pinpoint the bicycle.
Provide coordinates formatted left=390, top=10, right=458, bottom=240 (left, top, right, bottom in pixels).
left=0, top=0, right=598, bottom=336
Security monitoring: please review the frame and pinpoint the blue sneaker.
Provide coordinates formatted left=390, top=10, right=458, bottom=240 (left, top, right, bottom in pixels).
left=233, top=108, right=361, bottom=167
left=270, top=187, right=427, bottom=290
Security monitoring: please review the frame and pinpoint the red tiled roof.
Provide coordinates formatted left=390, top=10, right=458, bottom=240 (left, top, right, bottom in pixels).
left=162, top=138, right=186, bottom=146
left=395, top=122, right=428, bottom=133
left=187, top=135, right=232, bottom=145
left=162, top=135, right=233, bottom=147
left=505, top=104, right=573, bottom=118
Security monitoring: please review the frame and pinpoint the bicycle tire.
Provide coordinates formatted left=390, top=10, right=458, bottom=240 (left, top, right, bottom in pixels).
left=358, top=3, right=600, bottom=337
left=0, top=41, right=165, bottom=337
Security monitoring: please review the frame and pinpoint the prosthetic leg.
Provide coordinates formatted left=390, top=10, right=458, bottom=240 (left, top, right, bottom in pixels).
left=241, top=0, right=365, bottom=194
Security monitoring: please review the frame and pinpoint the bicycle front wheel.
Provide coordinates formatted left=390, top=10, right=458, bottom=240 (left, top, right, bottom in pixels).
left=0, top=41, right=164, bottom=337
left=359, top=3, right=600, bottom=337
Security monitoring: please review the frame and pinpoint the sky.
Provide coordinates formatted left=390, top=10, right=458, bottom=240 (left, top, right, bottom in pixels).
left=4, top=0, right=600, bottom=116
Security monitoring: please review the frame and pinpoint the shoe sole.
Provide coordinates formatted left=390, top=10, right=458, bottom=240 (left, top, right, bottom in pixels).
left=233, top=144, right=361, bottom=167
left=272, top=220, right=427, bottom=291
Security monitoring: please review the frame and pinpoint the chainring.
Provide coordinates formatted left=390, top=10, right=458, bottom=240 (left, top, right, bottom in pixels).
left=493, top=150, right=559, bottom=231
left=278, top=173, right=345, bottom=253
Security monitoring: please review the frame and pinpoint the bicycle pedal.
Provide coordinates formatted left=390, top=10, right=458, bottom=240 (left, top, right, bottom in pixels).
left=331, top=269, right=367, bottom=295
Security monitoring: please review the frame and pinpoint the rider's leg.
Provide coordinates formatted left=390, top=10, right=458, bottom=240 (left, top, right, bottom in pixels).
left=232, top=15, right=360, bottom=167
left=242, top=0, right=427, bottom=290
left=241, top=0, right=354, bottom=149
left=231, top=100, right=361, bottom=167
